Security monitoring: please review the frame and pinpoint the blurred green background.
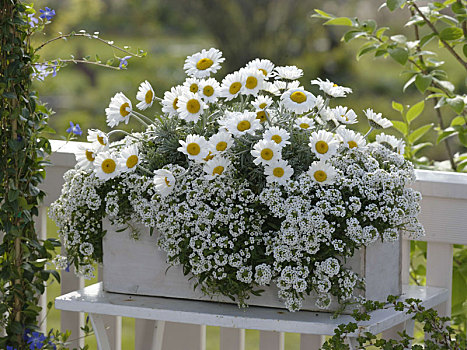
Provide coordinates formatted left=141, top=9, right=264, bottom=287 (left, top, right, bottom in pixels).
left=32, top=0, right=466, bottom=348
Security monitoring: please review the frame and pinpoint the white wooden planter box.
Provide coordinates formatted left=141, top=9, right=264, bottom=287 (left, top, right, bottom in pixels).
left=102, top=221, right=401, bottom=313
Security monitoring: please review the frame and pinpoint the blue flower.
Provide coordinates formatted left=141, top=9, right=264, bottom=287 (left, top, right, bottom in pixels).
left=28, top=14, right=39, bottom=27
left=26, top=331, right=46, bottom=349
left=7, top=346, right=17, bottom=350
left=66, top=121, right=82, bottom=136
left=119, top=55, right=132, bottom=69
left=39, top=7, right=55, bottom=21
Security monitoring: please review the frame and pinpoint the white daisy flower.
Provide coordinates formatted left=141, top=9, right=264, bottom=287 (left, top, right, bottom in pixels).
left=208, top=132, right=234, bottom=154
left=153, top=169, right=176, bottom=197
left=136, top=80, right=155, bottom=110
left=220, top=71, right=244, bottom=101
left=314, top=95, right=325, bottom=112
left=274, top=80, right=301, bottom=91
left=183, top=77, right=201, bottom=94
left=337, top=127, right=366, bottom=149
left=176, top=91, right=207, bottom=123
left=94, top=151, right=121, bottom=180
left=274, top=65, right=303, bottom=80
left=262, top=81, right=281, bottom=96
left=333, top=106, right=357, bottom=125
left=177, top=134, right=209, bottom=162
left=364, top=108, right=392, bottom=129
left=309, top=130, right=340, bottom=160
left=118, top=144, right=140, bottom=172
left=198, top=78, right=220, bottom=103
left=240, top=68, right=265, bottom=96
left=281, top=88, right=316, bottom=114
left=161, top=85, right=186, bottom=117
left=294, top=116, right=315, bottom=130
left=251, top=139, right=282, bottom=165
left=220, top=111, right=261, bottom=136
left=105, top=92, right=132, bottom=128
left=308, top=160, right=337, bottom=186
left=246, top=58, right=275, bottom=79
left=203, top=156, right=231, bottom=180
left=251, top=95, right=273, bottom=110
left=87, top=129, right=109, bottom=149
left=264, top=159, right=294, bottom=185
left=183, top=48, right=225, bottom=78
left=376, top=133, right=405, bottom=155
left=263, top=127, right=290, bottom=148
left=311, top=78, right=352, bottom=98
left=75, top=144, right=98, bottom=171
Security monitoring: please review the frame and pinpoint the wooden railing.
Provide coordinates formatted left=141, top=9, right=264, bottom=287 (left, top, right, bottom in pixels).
left=37, top=140, right=466, bottom=350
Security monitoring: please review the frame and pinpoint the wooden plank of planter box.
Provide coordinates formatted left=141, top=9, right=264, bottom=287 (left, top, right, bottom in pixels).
left=102, top=222, right=401, bottom=313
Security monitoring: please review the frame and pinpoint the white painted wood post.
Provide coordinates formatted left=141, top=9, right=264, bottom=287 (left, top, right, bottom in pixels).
left=161, top=322, right=206, bottom=350
left=135, top=319, right=157, bottom=350
left=259, top=331, right=284, bottom=350
left=36, top=206, right=48, bottom=334
left=300, top=334, right=324, bottom=350
left=60, top=265, right=84, bottom=348
left=220, top=327, right=245, bottom=350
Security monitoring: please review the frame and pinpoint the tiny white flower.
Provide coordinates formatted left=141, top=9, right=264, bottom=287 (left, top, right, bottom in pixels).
left=203, top=156, right=231, bottom=180
left=183, top=48, right=225, bottom=78
left=264, top=159, right=294, bottom=185
left=337, top=127, right=366, bottom=149
left=183, top=77, right=201, bottom=94
left=274, top=65, right=303, bottom=80
left=177, top=134, right=209, bottom=162
left=263, top=127, right=290, bottom=148
left=75, top=144, right=98, bottom=171
left=294, top=116, right=315, bottom=130
left=87, top=129, right=109, bottom=149
left=208, top=132, right=234, bottom=154
left=153, top=169, right=176, bottom=197
left=308, top=160, right=337, bottom=186
left=376, top=133, right=405, bottom=155
left=136, top=80, right=155, bottom=110
left=94, top=151, right=121, bottom=180
left=309, top=130, right=340, bottom=160
left=118, top=144, right=140, bottom=172
left=220, top=111, right=261, bottom=136
left=333, top=106, right=357, bottom=125
left=251, top=139, right=282, bottom=165
left=311, top=78, right=352, bottom=98
left=240, top=68, right=264, bottom=96
left=220, top=71, right=244, bottom=101
left=176, top=91, right=207, bottom=123
left=105, top=92, right=132, bottom=128
left=251, top=95, right=273, bottom=110
left=246, top=58, right=275, bottom=79
left=281, top=88, right=316, bottom=114
left=364, top=108, right=392, bottom=129
left=161, top=85, right=186, bottom=117
left=198, top=78, right=220, bottom=103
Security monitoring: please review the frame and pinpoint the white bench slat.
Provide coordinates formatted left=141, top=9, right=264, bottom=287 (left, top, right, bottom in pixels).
left=220, top=327, right=245, bottom=350
left=259, top=331, right=284, bottom=350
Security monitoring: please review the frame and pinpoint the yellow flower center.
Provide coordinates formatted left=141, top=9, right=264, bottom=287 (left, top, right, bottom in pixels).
left=300, top=123, right=310, bottom=129
left=229, top=82, right=242, bottom=95
left=120, top=102, right=130, bottom=117
left=85, top=150, right=95, bottom=162
left=145, top=90, right=154, bottom=104
left=261, top=148, right=274, bottom=160
left=245, top=76, right=258, bottom=89
left=237, top=120, right=251, bottom=132
left=186, top=99, right=201, bottom=114
left=348, top=141, right=358, bottom=149
left=273, top=167, right=285, bottom=177
left=256, top=111, right=267, bottom=123
left=97, top=135, right=106, bottom=146
left=314, top=170, right=327, bottom=182
left=315, top=141, right=329, bottom=154
left=290, top=91, right=307, bottom=103
left=173, top=97, right=179, bottom=110
left=101, top=159, right=116, bottom=174
left=190, top=83, right=198, bottom=93
left=259, top=68, right=268, bottom=76
left=196, top=58, right=214, bottom=70
left=333, top=83, right=338, bottom=87
left=126, top=155, right=138, bottom=169
left=216, top=141, right=228, bottom=152
left=203, top=85, right=214, bottom=97
left=259, top=102, right=267, bottom=109
left=186, top=143, right=201, bottom=156
left=164, top=177, right=171, bottom=187
left=212, top=165, right=224, bottom=176
left=271, top=135, right=282, bottom=144
left=204, top=152, right=215, bottom=161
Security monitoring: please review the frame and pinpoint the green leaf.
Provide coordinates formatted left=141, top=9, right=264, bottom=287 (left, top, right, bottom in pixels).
left=439, top=27, right=463, bottom=41
left=388, top=47, right=408, bottom=65
left=403, top=76, right=416, bottom=92
left=313, top=9, right=333, bottom=19
left=392, top=101, right=404, bottom=113
left=463, top=44, right=467, bottom=58
left=392, top=120, right=408, bottom=135
left=412, top=142, right=433, bottom=155
left=415, top=74, right=433, bottom=93
left=447, top=96, right=465, bottom=114
left=390, top=34, right=407, bottom=44
left=408, top=124, right=433, bottom=143
left=406, top=100, right=425, bottom=122
left=324, top=17, right=354, bottom=26
left=452, top=1, right=466, bottom=14
left=387, top=0, right=406, bottom=11
left=420, top=32, right=437, bottom=47
left=451, top=116, right=466, bottom=127
left=459, top=129, right=467, bottom=147
left=375, top=27, right=389, bottom=39
left=456, top=159, right=467, bottom=172
left=437, top=127, right=458, bottom=144
left=357, top=44, right=378, bottom=59
left=343, top=30, right=366, bottom=42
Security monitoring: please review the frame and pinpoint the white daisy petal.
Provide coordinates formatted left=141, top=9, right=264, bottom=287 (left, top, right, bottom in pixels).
left=308, top=130, right=340, bottom=160
left=364, top=108, right=393, bottom=129
left=183, top=48, right=225, bottom=78
left=219, top=111, right=261, bottom=136
left=177, top=134, right=209, bottom=162
left=308, top=160, right=337, bottom=186
left=220, top=71, right=244, bottom=101
left=240, top=68, right=264, bottom=96
left=281, top=88, right=316, bottom=114
left=263, top=127, right=290, bottom=148
left=105, top=92, right=132, bottom=128
left=264, top=159, right=294, bottom=185
left=251, top=139, right=282, bottom=165
left=136, top=80, right=155, bottom=110
left=94, top=151, right=121, bottom=180
left=203, top=156, right=231, bottom=180
left=336, top=127, right=366, bottom=149
left=311, top=78, right=352, bottom=98
left=183, top=77, right=201, bottom=94
left=375, top=133, right=405, bottom=155
left=118, top=144, right=140, bottom=173
left=161, top=85, right=187, bottom=117
left=76, top=144, right=98, bottom=171
left=208, top=132, right=234, bottom=154
left=198, top=78, right=220, bottom=103
left=153, top=169, right=176, bottom=197
left=333, top=106, right=357, bottom=125
left=87, top=129, right=109, bottom=150
left=274, top=65, right=303, bottom=80
left=294, top=116, right=315, bottom=131
left=246, top=58, right=275, bottom=79
left=251, top=95, right=273, bottom=110
left=176, top=91, right=207, bottom=123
